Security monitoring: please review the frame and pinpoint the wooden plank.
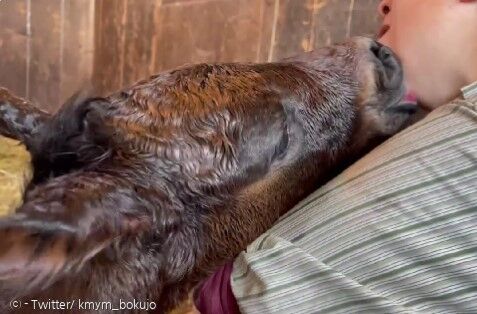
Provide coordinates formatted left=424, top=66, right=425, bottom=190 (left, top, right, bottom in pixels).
left=93, top=0, right=128, bottom=95
left=162, top=0, right=204, bottom=4
left=268, top=0, right=314, bottom=61
left=311, top=0, right=353, bottom=48
left=60, top=0, right=95, bottom=104
left=29, top=0, right=62, bottom=112
left=91, top=0, right=381, bottom=92
left=0, top=0, right=28, bottom=97
left=122, top=0, right=157, bottom=87
left=348, top=0, right=381, bottom=37
left=256, top=0, right=278, bottom=62
left=152, top=0, right=263, bottom=71
left=218, top=0, right=263, bottom=63
left=267, top=0, right=378, bottom=60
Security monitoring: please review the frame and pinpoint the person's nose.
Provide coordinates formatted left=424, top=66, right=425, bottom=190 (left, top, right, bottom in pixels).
left=378, top=0, right=392, bottom=18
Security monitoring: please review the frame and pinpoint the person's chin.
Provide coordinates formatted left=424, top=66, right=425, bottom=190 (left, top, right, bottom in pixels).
left=417, top=93, right=456, bottom=111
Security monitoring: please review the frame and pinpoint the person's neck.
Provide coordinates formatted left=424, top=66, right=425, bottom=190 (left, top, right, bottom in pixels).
left=465, top=55, right=477, bottom=85
left=469, top=72, right=477, bottom=85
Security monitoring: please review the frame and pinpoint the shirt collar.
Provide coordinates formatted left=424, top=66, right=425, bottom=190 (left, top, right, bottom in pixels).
left=461, top=81, right=477, bottom=101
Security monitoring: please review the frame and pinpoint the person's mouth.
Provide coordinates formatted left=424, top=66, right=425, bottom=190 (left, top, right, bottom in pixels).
left=377, top=25, right=390, bottom=39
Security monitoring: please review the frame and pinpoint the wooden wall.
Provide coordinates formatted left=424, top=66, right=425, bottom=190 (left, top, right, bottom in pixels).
left=94, top=0, right=381, bottom=95
left=0, top=0, right=95, bottom=112
left=0, top=0, right=380, bottom=111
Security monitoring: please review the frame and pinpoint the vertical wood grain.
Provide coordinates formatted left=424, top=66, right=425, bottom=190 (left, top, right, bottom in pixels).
left=0, top=0, right=28, bottom=97
left=268, top=0, right=315, bottom=61
left=152, top=0, right=264, bottom=72
left=60, top=0, right=95, bottom=103
left=122, top=0, right=157, bottom=87
left=256, top=0, right=277, bottom=62
left=29, top=0, right=62, bottom=111
left=93, top=0, right=128, bottom=95
left=0, top=0, right=382, bottom=102
left=311, top=0, right=353, bottom=48
left=348, top=0, right=381, bottom=37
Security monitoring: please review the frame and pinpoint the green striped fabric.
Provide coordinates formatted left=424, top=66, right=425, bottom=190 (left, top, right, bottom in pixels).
left=462, top=81, right=477, bottom=102
left=231, top=86, right=477, bottom=313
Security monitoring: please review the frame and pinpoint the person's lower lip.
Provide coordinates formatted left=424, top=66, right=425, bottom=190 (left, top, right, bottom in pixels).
left=377, top=25, right=390, bottom=39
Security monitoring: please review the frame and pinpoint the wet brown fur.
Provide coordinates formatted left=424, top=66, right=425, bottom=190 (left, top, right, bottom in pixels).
left=0, top=38, right=414, bottom=313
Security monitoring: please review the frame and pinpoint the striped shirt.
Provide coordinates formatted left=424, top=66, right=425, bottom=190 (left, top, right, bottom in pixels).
left=231, top=82, right=477, bottom=313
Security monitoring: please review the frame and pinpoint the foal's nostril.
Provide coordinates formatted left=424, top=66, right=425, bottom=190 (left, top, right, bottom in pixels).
left=370, top=41, right=384, bottom=60
left=378, top=46, right=392, bottom=62
left=370, top=41, right=392, bottom=64
left=368, top=40, right=402, bottom=88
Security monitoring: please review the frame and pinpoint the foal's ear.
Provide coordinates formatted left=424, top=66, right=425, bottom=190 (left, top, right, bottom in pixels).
left=0, top=88, right=50, bottom=142
left=0, top=211, right=151, bottom=299
left=28, top=95, right=112, bottom=182
left=0, top=216, right=77, bottom=297
left=42, top=93, right=111, bottom=145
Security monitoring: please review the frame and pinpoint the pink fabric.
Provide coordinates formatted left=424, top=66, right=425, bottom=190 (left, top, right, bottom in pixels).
left=195, top=261, right=240, bottom=314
